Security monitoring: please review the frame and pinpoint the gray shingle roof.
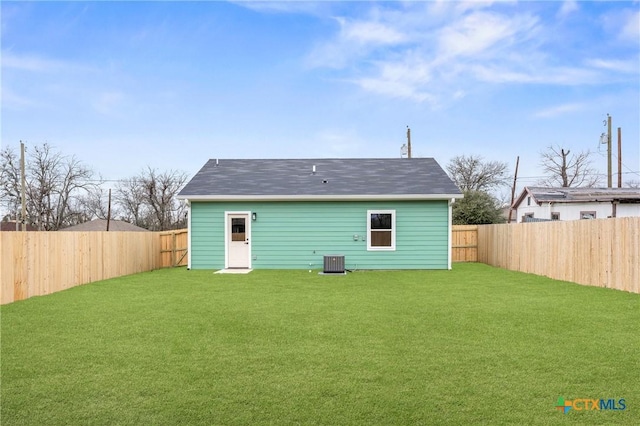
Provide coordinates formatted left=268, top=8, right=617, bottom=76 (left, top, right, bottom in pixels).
left=514, top=186, right=640, bottom=207
left=179, top=158, right=461, bottom=200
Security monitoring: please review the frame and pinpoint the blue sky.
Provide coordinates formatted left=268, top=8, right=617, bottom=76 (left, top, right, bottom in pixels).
left=2, top=0, right=639, bottom=198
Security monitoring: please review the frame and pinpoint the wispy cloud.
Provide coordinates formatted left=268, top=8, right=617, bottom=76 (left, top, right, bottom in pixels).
left=305, top=13, right=409, bottom=69
left=0, top=86, right=40, bottom=110
left=533, top=102, right=586, bottom=118
left=230, top=1, right=331, bottom=16
left=337, top=17, right=407, bottom=45
left=586, top=58, right=639, bottom=74
left=1, top=52, right=68, bottom=72
left=471, top=64, right=601, bottom=85
left=557, top=0, right=579, bottom=18
left=436, top=11, right=538, bottom=59
left=1, top=51, right=92, bottom=74
left=312, top=2, right=637, bottom=106
left=620, top=10, right=640, bottom=42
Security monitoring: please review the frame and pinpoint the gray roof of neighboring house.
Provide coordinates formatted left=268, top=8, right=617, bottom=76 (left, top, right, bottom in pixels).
left=178, top=158, right=462, bottom=200
left=1, top=221, right=37, bottom=231
left=59, top=219, right=149, bottom=232
left=514, top=186, right=640, bottom=207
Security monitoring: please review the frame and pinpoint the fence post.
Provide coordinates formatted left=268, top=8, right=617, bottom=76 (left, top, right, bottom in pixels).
left=172, top=231, right=177, bottom=267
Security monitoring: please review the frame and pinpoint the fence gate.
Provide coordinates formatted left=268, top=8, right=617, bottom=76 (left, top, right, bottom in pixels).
left=452, top=225, right=478, bottom=262
left=160, top=229, right=188, bottom=267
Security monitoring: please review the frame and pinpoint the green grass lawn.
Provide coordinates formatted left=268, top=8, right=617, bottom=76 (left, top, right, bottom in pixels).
left=1, top=264, right=638, bottom=425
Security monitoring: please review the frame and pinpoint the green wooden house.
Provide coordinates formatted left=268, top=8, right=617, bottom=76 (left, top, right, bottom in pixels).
left=177, top=158, right=462, bottom=271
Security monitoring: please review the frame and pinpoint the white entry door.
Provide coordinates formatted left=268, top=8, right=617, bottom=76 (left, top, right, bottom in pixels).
left=226, top=213, right=251, bottom=268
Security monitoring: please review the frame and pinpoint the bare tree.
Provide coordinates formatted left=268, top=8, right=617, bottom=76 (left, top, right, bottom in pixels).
left=116, top=168, right=188, bottom=231
left=0, top=143, right=98, bottom=230
left=115, top=176, right=148, bottom=227
left=141, top=168, right=188, bottom=231
left=625, top=180, right=640, bottom=188
left=446, top=155, right=509, bottom=192
left=79, top=186, right=113, bottom=220
left=538, top=145, right=600, bottom=187
left=0, top=147, right=22, bottom=221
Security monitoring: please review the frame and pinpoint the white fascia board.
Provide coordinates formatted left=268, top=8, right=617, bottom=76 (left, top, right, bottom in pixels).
left=178, top=193, right=464, bottom=202
left=186, top=200, right=192, bottom=269
left=538, top=198, right=640, bottom=204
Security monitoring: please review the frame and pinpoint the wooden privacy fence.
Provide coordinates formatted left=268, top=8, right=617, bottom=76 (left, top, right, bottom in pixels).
left=451, top=225, right=478, bottom=262
left=160, top=229, right=188, bottom=267
left=1, top=229, right=188, bottom=305
left=478, top=217, right=639, bottom=293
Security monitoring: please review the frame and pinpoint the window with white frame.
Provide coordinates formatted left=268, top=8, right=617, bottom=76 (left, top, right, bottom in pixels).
left=367, top=210, right=395, bottom=251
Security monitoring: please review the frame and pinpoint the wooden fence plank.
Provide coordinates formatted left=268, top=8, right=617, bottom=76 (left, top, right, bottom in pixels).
left=0, top=230, right=168, bottom=305
left=452, top=225, right=478, bottom=262
left=477, top=217, right=639, bottom=293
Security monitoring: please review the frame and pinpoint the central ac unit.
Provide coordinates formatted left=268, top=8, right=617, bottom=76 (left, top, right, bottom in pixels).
left=323, top=255, right=345, bottom=273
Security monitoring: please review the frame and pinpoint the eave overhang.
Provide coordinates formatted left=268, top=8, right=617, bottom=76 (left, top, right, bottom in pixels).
left=178, top=193, right=464, bottom=202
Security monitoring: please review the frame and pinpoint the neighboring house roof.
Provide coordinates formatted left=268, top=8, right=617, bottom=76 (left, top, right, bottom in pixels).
left=178, top=158, right=462, bottom=201
left=59, top=219, right=149, bottom=232
left=513, top=186, right=640, bottom=208
left=1, top=221, right=37, bottom=231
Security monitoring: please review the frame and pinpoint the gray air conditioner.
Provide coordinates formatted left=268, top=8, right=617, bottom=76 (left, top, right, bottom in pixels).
left=323, top=255, right=345, bottom=273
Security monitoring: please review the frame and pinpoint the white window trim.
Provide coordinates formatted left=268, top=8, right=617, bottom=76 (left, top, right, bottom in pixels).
left=367, top=209, right=396, bottom=251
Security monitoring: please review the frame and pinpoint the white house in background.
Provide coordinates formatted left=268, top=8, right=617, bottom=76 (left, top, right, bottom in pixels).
left=512, top=186, right=640, bottom=223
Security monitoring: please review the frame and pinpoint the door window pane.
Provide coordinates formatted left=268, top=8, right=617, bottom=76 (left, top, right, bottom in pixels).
left=231, top=218, right=245, bottom=241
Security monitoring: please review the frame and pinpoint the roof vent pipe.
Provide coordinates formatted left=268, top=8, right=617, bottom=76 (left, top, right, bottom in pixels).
left=215, top=158, right=219, bottom=166
left=312, top=165, right=316, bottom=174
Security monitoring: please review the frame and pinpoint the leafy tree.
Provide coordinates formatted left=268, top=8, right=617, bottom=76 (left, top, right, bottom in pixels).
left=452, top=190, right=505, bottom=225
left=538, top=145, right=600, bottom=187
left=446, top=155, right=509, bottom=192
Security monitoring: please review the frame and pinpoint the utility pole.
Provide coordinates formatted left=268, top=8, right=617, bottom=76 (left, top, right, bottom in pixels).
left=617, top=127, right=622, bottom=188
left=20, top=141, right=27, bottom=231
left=406, top=126, right=412, bottom=159
left=508, top=156, right=519, bottom=224
left=106, top=188, right=112, bottom=231
left=607, top=114, right=612, bottom=188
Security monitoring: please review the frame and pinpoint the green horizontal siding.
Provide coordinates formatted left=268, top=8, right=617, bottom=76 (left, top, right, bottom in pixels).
left=190, top=201, right=450, bottom=270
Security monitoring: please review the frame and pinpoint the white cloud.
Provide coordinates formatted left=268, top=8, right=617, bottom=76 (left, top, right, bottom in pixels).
left=586, top=58, right=639, bottom=74
left=1, top=52, right=68, bottom=72
left=471, top=64, right=601, bottom=85
left=306, top=15, right=409, bottom=68
left=230, top=1, right=330, bottom=16
left=557, top=0, right=579, bottom=18
left=533, top=102, right=586, bottom=118
left=437, top=11, right=538, bottom=59
left=620, top=10, right=640, bottom=42
left=1, top=51, right=94, bottom=75
left=353, top=54, right=437, bottom=103
left=355, top=76, right=434, bottom=104
left=0, top=86, right=40, bottom=110
left=338, top=18, right=407, bottom=45
left=302, top=2, right=636, bottom=108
